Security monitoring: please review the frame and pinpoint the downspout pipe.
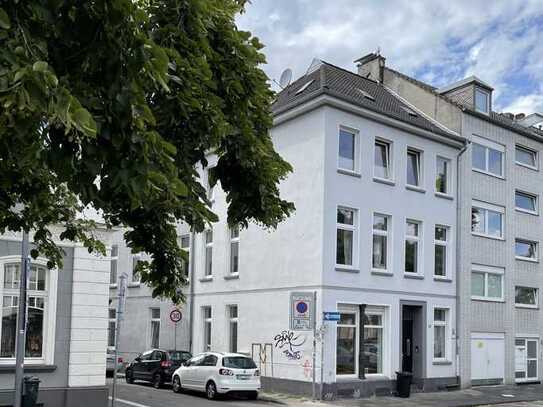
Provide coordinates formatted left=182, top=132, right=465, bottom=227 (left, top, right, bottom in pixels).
left=188, top=230, right=196, bottom=354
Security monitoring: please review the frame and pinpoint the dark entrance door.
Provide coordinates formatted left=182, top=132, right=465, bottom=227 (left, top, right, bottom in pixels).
left=402, top=319, right=413, bottom=372
left=401, top=304, right=424, bottom=379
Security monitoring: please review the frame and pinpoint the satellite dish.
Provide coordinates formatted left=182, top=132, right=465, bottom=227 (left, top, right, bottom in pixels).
left=279, top=68, right=293, bottom=89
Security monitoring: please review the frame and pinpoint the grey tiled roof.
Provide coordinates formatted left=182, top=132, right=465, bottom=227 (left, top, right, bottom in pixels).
left=272, top=62, right=459, bottom=139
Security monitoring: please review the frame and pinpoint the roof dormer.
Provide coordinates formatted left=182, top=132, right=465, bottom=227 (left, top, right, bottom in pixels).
left=438, top=76, right=494, bottom=115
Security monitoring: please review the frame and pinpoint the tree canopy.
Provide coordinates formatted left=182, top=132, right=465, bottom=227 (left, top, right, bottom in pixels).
left=0, top=0, right=294, bottom=302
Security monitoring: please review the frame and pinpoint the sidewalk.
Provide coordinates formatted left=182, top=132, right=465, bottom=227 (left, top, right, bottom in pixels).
left=318, top=384, right=543, bottom=407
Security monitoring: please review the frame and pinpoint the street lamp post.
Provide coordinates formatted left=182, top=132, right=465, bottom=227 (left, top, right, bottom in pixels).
left=14, top=230, right=30, bottom=407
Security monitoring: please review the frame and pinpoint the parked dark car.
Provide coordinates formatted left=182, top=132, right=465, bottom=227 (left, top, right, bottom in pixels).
left=125, top=349, right=192, bottom=388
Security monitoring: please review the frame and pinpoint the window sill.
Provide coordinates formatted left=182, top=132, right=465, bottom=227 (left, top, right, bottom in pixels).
left=516, top=162, right=538, bottom=171
left=0, top=364, right=57, bottom=373
left=432, top=360, right=452, bottom=366
left=128, top=282, right=141, bottom=288
left=404, top=273, right=424, bottom=280
left=224, top=274, right=239, bottom=280
left=199, top=276, right=213, bottom=283
left=434, top=276, right=452, bottom=282
left=515, top=257, right=539, bottom=263
left=471, top=232, right=505, bottom=241
left=515, top=208, right=539, bottom=216
left=515, top=305, right=539, bottom=310
left=337, top=168, right=362, bottom=178
left=471, top=297, right=505, bottom=303
left=406, top=185, right=425, bottom=194
left=472, top=168, right=505, bottom=180
left=373, top=177, right=395, bottom=186
left=335, top=267, right=360, bottom=273
left=435, top=192, right=453, bottom=200
left=109, top=284, right=118, bottom=289
left=371, top=269, right=393, bottom=277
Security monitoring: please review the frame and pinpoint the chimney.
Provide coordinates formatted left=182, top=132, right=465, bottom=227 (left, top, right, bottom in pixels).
left=514, top=113, right=526, bottom=121
left=355, top=52, right=386, bottom=83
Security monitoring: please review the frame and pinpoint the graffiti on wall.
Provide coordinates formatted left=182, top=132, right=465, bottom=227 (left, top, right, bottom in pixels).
left=273, top=330, right=306, bottom=360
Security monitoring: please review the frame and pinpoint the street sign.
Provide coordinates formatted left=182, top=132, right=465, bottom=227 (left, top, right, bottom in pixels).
left=170, top=309, right=182, bottom=323
left=290, top=292, right=314, bottom=331
left=323, top=312, right=341, bottom=322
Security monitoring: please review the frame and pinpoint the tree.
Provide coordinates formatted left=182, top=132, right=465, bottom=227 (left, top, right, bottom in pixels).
left=0, top=0, right=294, bottom=302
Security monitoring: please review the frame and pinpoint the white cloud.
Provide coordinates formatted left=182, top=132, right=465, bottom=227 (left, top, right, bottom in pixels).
left=503, top=94, right=543, bottom=115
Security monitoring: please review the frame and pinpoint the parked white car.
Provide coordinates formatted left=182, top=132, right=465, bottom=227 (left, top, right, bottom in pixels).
left=172, top=352, right=260, bottom=400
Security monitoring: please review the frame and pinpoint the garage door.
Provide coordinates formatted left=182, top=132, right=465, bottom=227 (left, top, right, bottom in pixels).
left=471, top=332, right=504, bottom=383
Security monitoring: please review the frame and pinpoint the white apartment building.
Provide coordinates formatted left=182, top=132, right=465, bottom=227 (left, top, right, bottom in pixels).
left=188, top=60, right=466, bottom=398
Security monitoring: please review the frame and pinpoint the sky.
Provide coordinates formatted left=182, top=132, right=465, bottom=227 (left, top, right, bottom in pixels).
left=237, top=0, right=543, bottom=114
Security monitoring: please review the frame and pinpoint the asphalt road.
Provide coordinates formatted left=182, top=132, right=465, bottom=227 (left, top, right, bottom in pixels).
left=107, top=378, right=284, bottom=407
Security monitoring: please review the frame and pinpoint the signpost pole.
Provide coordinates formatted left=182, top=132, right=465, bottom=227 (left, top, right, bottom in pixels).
left=111, top=273, right=128, bottom=407
left=312, top=291, right=317, bottom=401
left=320, top=325, right=324, bottom=400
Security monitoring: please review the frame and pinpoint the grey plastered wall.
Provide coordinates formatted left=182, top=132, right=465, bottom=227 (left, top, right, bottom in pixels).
left=0, top=240, right=74, bottom=389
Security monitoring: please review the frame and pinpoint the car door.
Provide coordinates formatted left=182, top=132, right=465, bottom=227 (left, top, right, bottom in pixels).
left=146, top=350, right=162, bottom=380
left=133, top=351, right=151, bottom=379
left=196, top=354, right=218, bottom=389
left=182, top=355, right=203, bottom=389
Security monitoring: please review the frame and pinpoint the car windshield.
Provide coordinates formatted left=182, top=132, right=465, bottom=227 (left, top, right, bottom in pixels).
left=222, top=356, right=257, bottom=369
left=169, top=351, right=191, bottom=362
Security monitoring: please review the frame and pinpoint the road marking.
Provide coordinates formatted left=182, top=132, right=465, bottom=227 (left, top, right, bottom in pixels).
left=108, top=396, right=151, bottom=407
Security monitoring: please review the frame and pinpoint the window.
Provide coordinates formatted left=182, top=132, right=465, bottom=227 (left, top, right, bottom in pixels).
left=435, top=157, right=451, bottom=195
left=372, top=214, right=390, bottom=271
left=1, top=263, right=48, bottom=360
left=472, top=139, right=504, bottom=177
left=433, top=309, right=448, bottom=360
left=206, top=167, right=215, bottom=202
left=434, top=226, right=449, bottom=277
left=515, top=239, right=538, bottom=261
left=131, top=254, right=142, bottom=283
left=338, top=129, right=357, bottom=172
left=471, top=265, right=504, bottom=301
left=404, top=220, right=421, bottom=274
left=374, top=140, right=392, bottom=180
left=475, top=88, right=490, bottom=114
left=515, top=338, right=538, bottom=382
left=515, top=191, right=538, bottom=214
left=406, top=149, right=421, bottom=187
left=336, top=208, right=356, bottom=267
left=204, top=229, right=213, bottom=277
left=515, top=145, right=538, bottom=169
left=108, top=308, right=116, bottom=348
left=110, top=245, right=118, bottom=285
left=180, top=235, right=190, bottom=278
left=471, top=202, right=504, bottom=238
left=515, top=287, right=538, bottom=308
left=203, top=306, right=212, bottom=352
left=228, top=305, right=238, bottom=353
left=363, top=310, right=384, bottom=375
left=150, top=308, right=160, bottom=348
left=229, top=226, right=240, bottom=275
left=336, top=311, right=357, bottom=376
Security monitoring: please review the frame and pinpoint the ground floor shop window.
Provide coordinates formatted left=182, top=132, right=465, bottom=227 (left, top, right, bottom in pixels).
left=363, top=311, right=383, bottom=374
left=336, top=311, right=357, bottom=376
left=433, top=308, right=448, bottom=360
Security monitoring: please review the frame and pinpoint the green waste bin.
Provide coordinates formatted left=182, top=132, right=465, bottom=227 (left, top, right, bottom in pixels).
left=396, top=371, right=412, bottom=398
left=22, top=376, right=40, bottom=407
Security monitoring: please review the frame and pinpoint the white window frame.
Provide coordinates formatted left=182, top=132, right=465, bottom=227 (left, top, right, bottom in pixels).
left=434, top=225, right=450, bottom=279
left=204, top=228, right=213, bottom=277
left=373, top=138, right=393, bottom=182
left=149, top=308, right=160, bottom=349
left=471, top=136, right=505, bottom=178
left=471, top=201, right=504, bottom=239
left=475, top=88, right=490, bottom=114
left=515, top=286, right=539, bottom=309
left=406, top=148, right=423, bottom=189
left=108, top=308, right=117, bottom=349
left=515, top=238, right=538, bottom=262
left=180, top=234, right=191, bottom=279
left=109, top=244, right=118, bottom=287
left=372, top=213, right=391, bottom=273
left=337, top=126, right=360, bottom=174
left=432, top=307, right=450, bottom=362
left=229, top=226, right=240, bottom=276
left=0, top=256, right=57, bottom=365
left=336, top=207, right=358, bottom=269
left=471, top=264, right=504, bottom=302
left=203, top=306, right=212, bottom=352
left=363, top=306, right=386, bottom=377
left=515, top=190, right=538, bottom=215
left=336, top=305, right=359, bottom=378
left=515, top=145, right=538, bottom=170
left=404, top=219, right=422, bottom=275
left=435, top=156, right=452, bottom=196
left=130, top=253, right=143, bottom=285
left=227, top=304, right=238, bottom=353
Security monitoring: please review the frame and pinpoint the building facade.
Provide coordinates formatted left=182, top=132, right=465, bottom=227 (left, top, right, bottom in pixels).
left=188, top=61, right=466, bottom=398
left=358, top=53, right=543, bottom=388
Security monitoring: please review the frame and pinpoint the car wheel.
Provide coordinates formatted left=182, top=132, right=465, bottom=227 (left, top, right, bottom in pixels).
left=248, top=391, right=258, bottom=400
left=125, top=370, right=134, bottom=384
left=206, top=381, right=217, bottom=400
left=172, top=375, right=183, bottom=393
left=152, top=373, right=162, bottom=389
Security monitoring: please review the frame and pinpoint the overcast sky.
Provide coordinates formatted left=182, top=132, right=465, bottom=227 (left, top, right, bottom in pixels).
left=237, top=1, right=543, bottom=114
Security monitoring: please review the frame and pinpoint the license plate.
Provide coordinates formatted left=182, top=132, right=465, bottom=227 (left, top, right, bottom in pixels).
left=236, top=375, right=250, bottom=380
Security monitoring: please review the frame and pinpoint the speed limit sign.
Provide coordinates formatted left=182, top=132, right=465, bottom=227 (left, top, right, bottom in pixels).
left=170, top=309, right=182, bottom=323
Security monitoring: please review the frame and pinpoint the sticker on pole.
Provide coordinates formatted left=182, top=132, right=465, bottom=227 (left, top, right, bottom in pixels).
left=170, top=309, right=182, bottom=323
left=290, top=292, right=314, bottom=331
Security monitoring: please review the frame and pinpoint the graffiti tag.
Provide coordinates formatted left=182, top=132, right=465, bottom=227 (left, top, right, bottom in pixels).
left=273, top=330, right=306, bottom=360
